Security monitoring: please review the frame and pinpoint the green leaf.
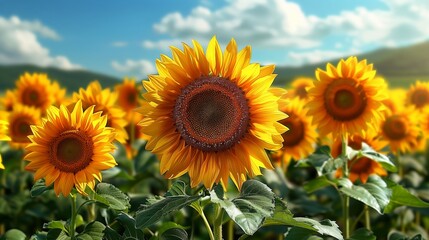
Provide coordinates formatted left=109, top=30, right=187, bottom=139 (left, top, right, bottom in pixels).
left=30, top=179, right=51, bottom=197
left=349, top=228, right=376, bottom=240
left=297, top=146, right=339, bottom=176
left=338, top=178, right=380, bottom=212
left=135, top=195, right=200, bottom=229
left=388, top=232, right=424, bottom=240
left=76, top=221, right=105, bottom=240
left=303, top=175, right=336, bottom=193
left=30, top=231, right=48, bottom=240
left=159, top=228, right=188, bottom=240
left=95, top=183, right=130, bottom=211
left=210, top=180, right=275, bottom=235
left=1, top=229, right=27, bottom=240
left=46, top=229, right=70, bottom=240
left=293, top=218, right=343, bottom=240
left=360, top=143, right=397, bottom=172
left=165, top=180, right=188, bottom=196
left=384, top=180, right=429, bottom=213
left=116, top=213, right=145, bottom=239
left=43, top=221, right=67, bottom=232
left=284, top=228, right=322, bottom=240
left=103, top=226, right=121, bottom=240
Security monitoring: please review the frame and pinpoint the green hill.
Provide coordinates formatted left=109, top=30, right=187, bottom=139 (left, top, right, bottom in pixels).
left=274, top=40, right=429, bottom=88
left=0, top=64, right=122, bottom=93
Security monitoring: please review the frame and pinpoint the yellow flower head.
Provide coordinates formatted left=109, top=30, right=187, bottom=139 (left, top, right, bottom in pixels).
left=380, top=106, right=422, bottom=154
left=0, top=117, right=11, bottom=169
left=288, top=77, right=314, bottom=101
left=307, top=57, right=387, bottom=138
left=15, top=72, right=55, bottom=113
left=25, top=100, right=117, bottom=196
left=383, top=88, right=406, bottom=116
left=138, top=36, right=287, bottom=189
left=334, top=134, right=388, bottom=183
left=272, top=97, right=318, bottom=165
left=8, top=104, right=41, bottom=148
left=1, top=90, right=16, bottom=111
left=406, top=81, right=429, bottom=110
left=73, top=81, right=128, bottom=143
left=115, top=77, right=142, bottom=112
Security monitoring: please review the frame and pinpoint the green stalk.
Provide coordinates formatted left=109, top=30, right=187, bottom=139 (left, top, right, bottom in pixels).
left=199, top=208, right=215, bottom=240
left=227, top=220, right=234, bottom=240
left=213, top=205, right=223, bottom=240
left=69, top=194, right=77, bottom=239
left=341, top=134, right=350, bottom=239
left=364, top=205, right=371, bottom=231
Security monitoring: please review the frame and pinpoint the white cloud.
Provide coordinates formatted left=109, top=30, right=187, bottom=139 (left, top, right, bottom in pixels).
left=144, top=0, right=429, bottom=59
left=288, top=49, right=360, bottom=66
left=111, top=59, right=156, bottom=79
left=112, top=41, right=128, bottom=47
left=0, top=15, right=81, bottom=70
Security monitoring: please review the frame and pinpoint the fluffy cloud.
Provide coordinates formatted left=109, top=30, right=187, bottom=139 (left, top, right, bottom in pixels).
left=112, top=41, right=128, bottom=47
left=144, top=0, right=429, bottom=64
left=111, top=59, right=156, bottom=79
left=288, top=49, right=360, bottom=66
left=0, top=15, right=81, bottom=70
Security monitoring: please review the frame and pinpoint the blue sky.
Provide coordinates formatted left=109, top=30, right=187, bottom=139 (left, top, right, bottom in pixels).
left=0, top=0, right=428, bottom=79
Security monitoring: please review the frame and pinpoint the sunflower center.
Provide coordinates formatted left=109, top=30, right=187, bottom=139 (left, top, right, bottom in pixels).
left=383, top=115, right=407, bottom=140
left=50, top=130, right=94, bottom=173
left=22, top=88, right=42, bottom=107
left=11, top=119, right=32, bottom=143
left=324, top=79, right=367, bottom=121
left=173, top=76, right=250, bottom=152
left=296, top=85, right=308, bottom=99
left=411, top=89, right=429, bottom=108
left=127, top=91, right=137, bottom=105
left=280, top=116, right=304, bottom=147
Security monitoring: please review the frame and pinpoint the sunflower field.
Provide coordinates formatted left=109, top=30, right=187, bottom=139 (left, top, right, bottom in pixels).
left=1, top=36, right=429, bottom=240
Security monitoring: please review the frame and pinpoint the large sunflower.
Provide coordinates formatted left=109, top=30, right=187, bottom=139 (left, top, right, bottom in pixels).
left=380, top=107, right=422, bottom=154
left=73, top=81, right=128, bottom=143
left=138, top=37, right=287, bottom=189
left=406, top=81, right=429, bottom=110
left=0, top=117, right=11, bottom=169
left=25, top=100, right=117, bottom=196
left=8, top=104, right=41, bottom=148
left=115, top=77, right=142, bottom=113
left=333, top=134, right=387, bottom=183
left=271, top=97, right=317, bottom=165
left=307, top=57, right=387, bottom=138
left=15, top=72, right=55, bottom=113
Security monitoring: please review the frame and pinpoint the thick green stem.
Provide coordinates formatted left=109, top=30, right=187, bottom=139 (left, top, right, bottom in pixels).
left=69, top=194, right=77, bottom=239
left=341, top=135, right=350, bottom=239
left=199, top=209, right=215, bottom=240
left=364, top=205, right=371, bottom=231
left=213, top=204, right=223, bottom=240
left=227, top=219, right=234, bottom=240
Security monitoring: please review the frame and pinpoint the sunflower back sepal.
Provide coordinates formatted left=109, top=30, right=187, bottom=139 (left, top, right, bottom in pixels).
left=30, top=178, right=53, bottom=197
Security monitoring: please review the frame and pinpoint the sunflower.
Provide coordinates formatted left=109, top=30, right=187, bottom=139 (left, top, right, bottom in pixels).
left=138, top=36, right=287, bottom=189
left=287, top=77, right=314, bottom=101
left=380, top=107, right=422, bottom=154
left=123, top=112, right=147, bottom=159
left=115, top=77, right=142, bottom=113
left=307, top=57, right=387, bottom=138
left=73, top=81, right=128, bottom=143
left=272, top=97, right=317, bottom=165
left=406, top=81, right=429, bottom=110
left=51, top=80, right=67, bottom=106
left=383, top=88, right=406, bottom=116
left=15, top=72, right=55, bottom=113
left=333, top=134, right=387, bottom=183
left=24, top=100, right=117, bottom=196
left=8, top=104, right=41, bottom=148
left=0, top=117, right=11, bottom=169
left=1, top=90, right=16, bottom=111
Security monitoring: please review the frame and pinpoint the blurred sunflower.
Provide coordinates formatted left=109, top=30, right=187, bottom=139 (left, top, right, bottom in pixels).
left=8, top=104, right=41, bottom=148
left=0, top=117, right=11, bottom=169
left=333, top=134, right=387, bottom=183
left=123, top=112, right=147, bottom=160
left=25, top=100, right=117, bottom=196
left=1, top=90, right=16, bottom=111
left=138, top=36, right=287, bottom=189
left=287, top=77, right=314, bottom=101
left=51, top=80, right=67, bottom=106
left=380, top=107, right=422, bottom=153
left=383, top=88, right=406, bottom=116
left=307, top=57, right=387, bottom=138
left=115, top=77, right=142, bottom=113
left=406, top=81, right=429, bottom=110
left=73, top=81, right=128, bottom=143
left=271, top=98, right=317, bottom=166
left=15, top=72, right=55, bottom=113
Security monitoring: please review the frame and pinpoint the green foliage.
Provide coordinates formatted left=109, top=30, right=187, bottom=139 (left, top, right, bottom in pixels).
left=349, top=228, right=376, bottom=240
left=0, top=229, right=27, bottom=240
left=94, top=183, right=130, bottom=211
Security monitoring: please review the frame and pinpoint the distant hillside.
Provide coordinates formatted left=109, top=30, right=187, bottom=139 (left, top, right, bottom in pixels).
left=274, top=40, right=429, bottom=88
left=0, top=64, right=121, bottom=93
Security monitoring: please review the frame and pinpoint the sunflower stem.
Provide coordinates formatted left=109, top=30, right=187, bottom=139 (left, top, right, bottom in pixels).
left=227, top=219, right=234, bottom=240
left=69, top=194, right=77, bottom=239
left=341, top=134, right=351, bottom=239
left=199, top=208, right=215, bottom=240
left=213, top=204, right=223, bottom=240
left=130, top=112, right=136, bottom=160
left=364, top=205, right=371, bottom=231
